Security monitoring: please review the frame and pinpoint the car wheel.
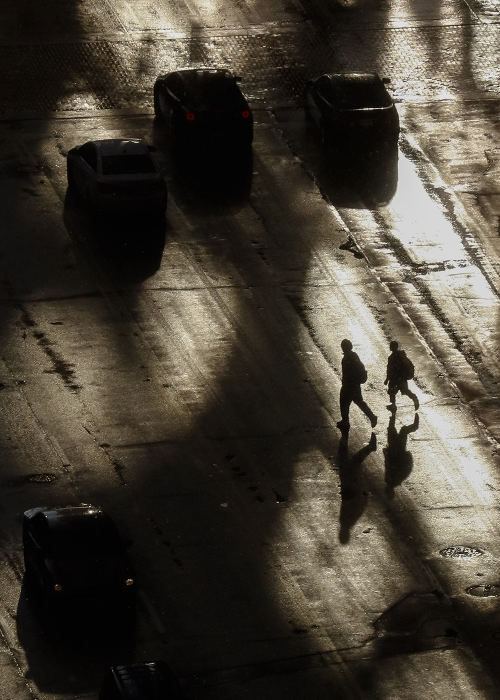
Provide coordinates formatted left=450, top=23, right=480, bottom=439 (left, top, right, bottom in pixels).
left=320, top=123, right=330, bottom=151
left=304, top=93, right=312, bottom=121
left=67, top=163, right=77, bottom=193
left=153, top=86, right=162, bottom=120
left=24, top=557, right=35, bottom=585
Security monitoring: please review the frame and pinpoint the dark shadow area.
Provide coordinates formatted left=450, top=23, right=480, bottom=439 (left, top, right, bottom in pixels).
left=373, top=590, right=460, bottom=657
left=63, top=192, right=166, bottom=284
left=153, top=120, right=253, bottom=215
left=319, top=140, right=399, bottom=209
left=383, top=412, right=419, bottom=499
left=17, top=576, right=136, bottom=695
left=337, top=431, right=377, bottom=544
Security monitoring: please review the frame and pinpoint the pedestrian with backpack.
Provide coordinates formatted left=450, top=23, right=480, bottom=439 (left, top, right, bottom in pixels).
left=337, top=339, right=378, bottom=432
left=384, top=340, right=419, bottom=412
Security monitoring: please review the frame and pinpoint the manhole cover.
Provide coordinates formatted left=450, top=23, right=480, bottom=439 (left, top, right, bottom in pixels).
left=466, top=584, right=500, bottom=597
left=440, top=546, right=483, bottom=559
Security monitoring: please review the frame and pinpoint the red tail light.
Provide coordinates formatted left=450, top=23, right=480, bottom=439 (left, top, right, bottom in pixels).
left=186, top=112, right=195, bottom=121
left=241, top=110, right=250, bottom=119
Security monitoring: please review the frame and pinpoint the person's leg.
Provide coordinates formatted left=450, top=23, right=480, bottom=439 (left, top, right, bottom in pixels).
left=353, top=386, right=377, bottom=427
left=400, top=380, right=419, bottom=409
left=338, top=386, right=351, bottom=427
left=386, top=381, right=398, bottom=410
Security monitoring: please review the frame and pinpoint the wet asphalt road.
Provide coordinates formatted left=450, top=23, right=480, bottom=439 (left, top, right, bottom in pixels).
left=0, top=1, right=500, bottom=699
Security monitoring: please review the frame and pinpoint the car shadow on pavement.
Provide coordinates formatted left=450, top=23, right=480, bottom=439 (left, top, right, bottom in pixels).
left=16, top=576, right=136, bottom=696
left=63, top=193, right=166, bottom=284
left=152, top=121, right=253, bottom=215
left=310, top=138, right=399, bottom=210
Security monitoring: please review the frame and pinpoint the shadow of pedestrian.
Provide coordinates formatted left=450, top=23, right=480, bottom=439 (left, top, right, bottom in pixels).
left=383, top=413, right=419, bottom=498
left=338, top=432, right=377, bottom=544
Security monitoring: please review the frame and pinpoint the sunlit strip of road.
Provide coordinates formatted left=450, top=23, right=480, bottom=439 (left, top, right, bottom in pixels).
left=268, top=128, right=500, bottom=692
left=335, top=143, right=500, bottom=406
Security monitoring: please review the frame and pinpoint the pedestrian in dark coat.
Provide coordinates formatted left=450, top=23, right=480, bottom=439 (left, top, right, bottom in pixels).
left=337, top=339, right=377, bottom=431
left=384, top=340, right=419, bottom=411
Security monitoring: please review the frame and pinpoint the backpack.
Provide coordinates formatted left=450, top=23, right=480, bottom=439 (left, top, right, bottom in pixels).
left=356, top=357, right=368, bottom=384
left=398, top=351, right=414, bottom=380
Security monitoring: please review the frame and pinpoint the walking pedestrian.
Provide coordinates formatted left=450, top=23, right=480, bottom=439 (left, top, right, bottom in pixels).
left=384, top=340, right=419, bottom=411
left=336, top=339, right=377, bottom=431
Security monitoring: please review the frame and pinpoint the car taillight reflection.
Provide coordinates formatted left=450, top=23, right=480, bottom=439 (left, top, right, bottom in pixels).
left=186, top=112, right=195, bottom=121
left=241, top=110, right=250, bottom=119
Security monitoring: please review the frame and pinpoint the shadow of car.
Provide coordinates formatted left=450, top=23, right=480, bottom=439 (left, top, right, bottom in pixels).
left=23, top=504, right=136, bottom=619
left=63, top=190, right=166, bottom=283
left=99, top=661, right=189, bottom=699
left=305, top=72, right=400, bottom=155
left=67, top=139, right=167, bottom=218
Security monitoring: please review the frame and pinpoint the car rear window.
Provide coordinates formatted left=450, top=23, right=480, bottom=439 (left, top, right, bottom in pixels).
left=101, top=154, right=156, bottom=175
left=49, top=517, right=122, bottom=557
left=328, top=81, right=393, bottom=109
left=188, top=75, right=242, bottom=109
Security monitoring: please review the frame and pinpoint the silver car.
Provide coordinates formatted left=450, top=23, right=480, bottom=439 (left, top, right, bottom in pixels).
left=67, top=139, right=167, bottom=216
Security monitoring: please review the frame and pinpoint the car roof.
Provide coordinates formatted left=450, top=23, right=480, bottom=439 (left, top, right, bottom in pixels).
left=324, top=72, right=384, bottom=85
left=170, top=68, right=235, bottom=83
left=84, top=139, right=151, bottom=157
left=38, top=504, right=107, bottom=526
left=162, top=68, right=244, bottom=110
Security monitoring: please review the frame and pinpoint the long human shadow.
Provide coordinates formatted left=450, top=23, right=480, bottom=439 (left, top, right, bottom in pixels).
left=383, top=412, right=419, bottom=499
left=338, top=431, right=377, bottom=544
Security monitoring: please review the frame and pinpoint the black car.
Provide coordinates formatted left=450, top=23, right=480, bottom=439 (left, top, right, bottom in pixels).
left=305, top=72, right=400, bottom=151
left=153, top=68, right=253, bottom=148
left=67, top=138, right=167, bottom=216
left=23, top=504, right=135, bottom=609
left=99, top=661, right=187, bottom=699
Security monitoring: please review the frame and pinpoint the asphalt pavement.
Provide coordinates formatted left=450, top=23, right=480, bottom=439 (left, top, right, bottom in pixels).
left=0, top=1, right=499, bottom=699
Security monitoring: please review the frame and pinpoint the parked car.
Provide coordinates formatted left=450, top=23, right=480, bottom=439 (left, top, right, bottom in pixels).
left=67, top=139, right=167, bottom=216
left=305, top=72, right=399, bottom=151
left=154, top=68, right=253, bottom=149
left=99, top=661, right=187, bottom=699
left=23, top=504, right=135, bottom=610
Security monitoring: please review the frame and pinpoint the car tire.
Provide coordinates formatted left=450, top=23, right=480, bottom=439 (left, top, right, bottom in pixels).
left=320, top=123, right=330, bottom=151
left=24, top=557, right=35, bottom=586
left=153, top=86, right=162, bottom=120
left=67, top=163, right=77, bottom=193
left=304, top=93, right=311, bottom=121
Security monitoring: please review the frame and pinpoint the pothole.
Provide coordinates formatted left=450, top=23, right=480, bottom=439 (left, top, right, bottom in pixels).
left=6, top=472, right=58, bottom=487
left=440, top=546, right=483, bottom=559
left=466, top=584, right=500, bottom=597
left=26, top=473, right=58, bottom=484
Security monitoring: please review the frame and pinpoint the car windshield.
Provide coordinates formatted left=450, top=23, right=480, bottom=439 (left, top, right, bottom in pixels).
left=328, top=80, right=392, bottom=109
left=49, top=517, right=122, bottom=558
left=101, top=154, right=156, bottom=175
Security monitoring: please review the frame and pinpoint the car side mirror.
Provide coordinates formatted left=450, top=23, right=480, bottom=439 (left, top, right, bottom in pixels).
left=382, top=77, right=391, bottom=84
